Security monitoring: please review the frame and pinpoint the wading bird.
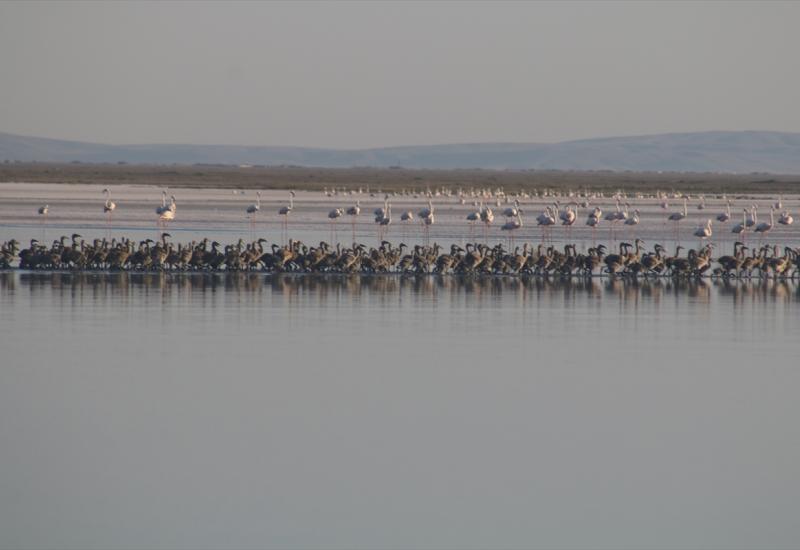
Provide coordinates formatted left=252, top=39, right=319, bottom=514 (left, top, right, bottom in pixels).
left=103, top=188, right=116, bottom=219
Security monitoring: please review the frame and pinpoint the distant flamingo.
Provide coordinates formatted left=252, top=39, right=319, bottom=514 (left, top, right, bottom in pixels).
left=419, top=200, right=435, bottom=243
left=102, top=188, right=116, bottom=221
left=731, top=209, right=748, bottom=242
left=157, top=195, right=176, bottom=232
left=278, top=191, right=295, bottom=240
left=693, top=219, right=713, bottom=242
left=328, top=207, right=343, bottom=243
left=378, top=203, right=392, bottom=240
left=501, top=212, right=523, bottom=246
left=624, top=208, right=640, bottom=236
left=667, top=197, right=688, bottom=241
left=754, top=207, right=774, bottom=243
left=346, top=199, right=361, bottom=241
left=586, top=206, right=601, bottom=244
left=716, top=200, right=731, bottom=223
left=480, top=204, right=494, bottom=241
left=560, top=203, right=577, bottom=240
left=400, top=210, right=414, bottom=239
left=696, top=195, right=706, bottom=210
left=246, top=191, right=261, bottom=231
left=537, top=206, right=556, bottom=242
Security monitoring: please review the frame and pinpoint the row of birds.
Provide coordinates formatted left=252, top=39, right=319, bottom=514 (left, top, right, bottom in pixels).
left=2, top=235, right=798, bottom=280
left=31, top=188, right=795, bottom=240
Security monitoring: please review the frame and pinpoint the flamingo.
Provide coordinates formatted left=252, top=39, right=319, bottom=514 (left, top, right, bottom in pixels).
left=419, top=201, right=435, bottom=243
left=155, top=191, right=170, bottom=216
left=697, top=195, right=706, bottom=210
left=378, top=203, right=392, bottom=240
left=277, top=191, right=295, bottom=241
left=716, top=200, right=731, bottom=223
left=157, top=196, right=176, bottom=232
left=731, top=209, right=748, bottom=242
left=754, top=207, right=774, bottom=243
left=418, top=199, right=434, bottom=224
left=479, top=204, right=494, bottom=241
left=500, top=212, right=523, bottom=246
left=328, top=207, right=343, bottom=243
left=624, top=208, right=640, bottom=235
left=246, top=191, right=261, bottom=232
left=667, top=197, right=688, bottom=241
left=693, top=219, right=713, bottom=241
left=346, top=199, right=361, bottom=241
left=778, top=210, right=794, bottom=226
left=604, top=199, right=623, bottom=241
left=537, top=206, right=556, bottom=242
left=37, top=204, right=49, bottom=236
left=466, top=208, right=480, bottom=239
left=155, top=192, right=175, bottom=231
left=503, top=199, right=521, bottom=219
left=560, top=203, right=577, bottom=240
left=400, top=210, right=414, bottom=239
left=102, top=188, right=116, bottom=219
left=745, top=205, right=757, bottom=228
left=246, top=191, right=261, bottom=215
left=586, top=206, right=601, bottom=243
left=774, top=195, right=783, bottom=211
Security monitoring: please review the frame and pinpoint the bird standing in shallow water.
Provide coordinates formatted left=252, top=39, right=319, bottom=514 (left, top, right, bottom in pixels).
left=103, top=188, right=116, bottom=219
left=278, top=191, right=295, bottom=243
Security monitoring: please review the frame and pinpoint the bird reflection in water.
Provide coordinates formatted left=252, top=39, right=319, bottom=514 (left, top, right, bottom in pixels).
left=1, top=272, right=798, bottom=308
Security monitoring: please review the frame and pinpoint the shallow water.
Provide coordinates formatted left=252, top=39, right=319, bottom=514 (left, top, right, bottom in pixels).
left=2, top=183, right=798, bottom=258
left=1, top=272, right=798, bottom=549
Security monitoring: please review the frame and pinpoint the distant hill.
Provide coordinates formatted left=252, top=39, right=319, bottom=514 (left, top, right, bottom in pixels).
left=2, top=130, right=800, bottom=173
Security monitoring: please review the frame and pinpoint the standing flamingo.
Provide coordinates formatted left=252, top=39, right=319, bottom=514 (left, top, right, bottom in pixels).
left=754, top=207, right=774, bottom=243
left=103, top=188, right=116, bottom=221
left=246, top=191, right=261, bottom=232
left=537, top=206, right=556, bottom=243
left=37, top=204, right=49, bottom=238
left=418, top=200, right=435, bottom=243
left=479, top=204, right=494, bottom=242
left=277, top=191, right=295, bottom=242
left=693, top=219, right=713, bottom=243
left=346, top=199, right=361, bottom=241
left=560, top=203, right=577, bottom=240
left=624, top=208, right=640, bottom=237
left=667, top=197, right=688, bottom=242
left=328, top=207, right=343, bottom=243
left=157, top=195, right=176, bottom=233
left=716, top=200, right=731, bottom=223
left=501, top=212, right=523, bottom=247
left=697, top=195, right=706, bottom=210
left=604, top=199, right=624, bottom=241
left=731, top=209, right=748, bottom=242
left=378, top=203, right=392, bottom=240
left=586, top=207, right=601, bottom=244
left=400, top=210, right=414, bottom=239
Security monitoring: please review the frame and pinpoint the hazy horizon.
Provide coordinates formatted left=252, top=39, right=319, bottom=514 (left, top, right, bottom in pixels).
left=1, top=1, right=799, bottom=149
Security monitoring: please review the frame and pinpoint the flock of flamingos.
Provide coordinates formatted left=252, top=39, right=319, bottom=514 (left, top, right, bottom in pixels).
left=2, top=185, right=798, bottom=278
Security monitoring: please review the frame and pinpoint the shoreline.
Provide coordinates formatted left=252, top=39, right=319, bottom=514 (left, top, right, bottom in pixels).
left=2, top=162, right=800, bottom=194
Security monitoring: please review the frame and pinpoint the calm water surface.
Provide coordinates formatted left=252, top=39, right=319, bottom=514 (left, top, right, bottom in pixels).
left=1, top=273, right=798, bottom=549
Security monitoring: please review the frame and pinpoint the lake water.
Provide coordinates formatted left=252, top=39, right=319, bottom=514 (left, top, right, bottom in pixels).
left=1, top=271, right=798, bottom=549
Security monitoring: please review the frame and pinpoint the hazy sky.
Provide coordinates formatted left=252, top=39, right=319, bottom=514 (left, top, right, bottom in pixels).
left=1, top=1, right=798, bottom=148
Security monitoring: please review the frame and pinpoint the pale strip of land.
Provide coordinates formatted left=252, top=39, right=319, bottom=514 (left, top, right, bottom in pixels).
left=1, top=163, right=799, bottom=194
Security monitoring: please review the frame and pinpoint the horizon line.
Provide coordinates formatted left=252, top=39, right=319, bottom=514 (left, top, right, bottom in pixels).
left=2, top=129, right=800, bottom=151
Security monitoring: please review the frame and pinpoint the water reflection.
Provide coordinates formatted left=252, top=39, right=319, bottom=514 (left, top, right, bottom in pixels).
left=1, top=271, right=797, bottom=307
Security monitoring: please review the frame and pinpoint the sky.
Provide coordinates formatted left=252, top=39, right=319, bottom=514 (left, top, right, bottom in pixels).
left=1, top=1, right=798, bottom=149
